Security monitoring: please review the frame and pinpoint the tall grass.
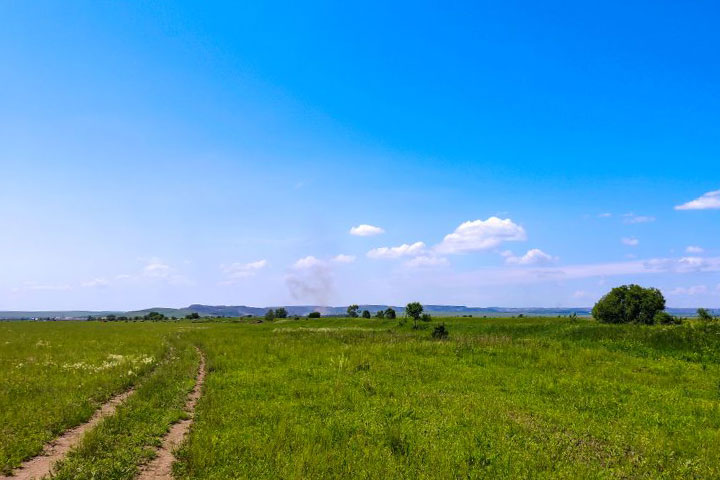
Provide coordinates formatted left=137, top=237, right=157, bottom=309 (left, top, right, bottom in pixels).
left=0, top=322, right=174, bottom=474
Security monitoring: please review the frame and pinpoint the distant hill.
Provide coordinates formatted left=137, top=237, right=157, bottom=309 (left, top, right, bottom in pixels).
left=0, top=305, right=716, bottom=320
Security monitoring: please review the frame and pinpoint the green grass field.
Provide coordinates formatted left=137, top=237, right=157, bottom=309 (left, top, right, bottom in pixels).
left=2, top=317, right=720, bottom=479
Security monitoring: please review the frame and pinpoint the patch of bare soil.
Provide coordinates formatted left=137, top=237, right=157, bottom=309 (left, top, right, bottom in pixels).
left=137, top=348, right=206, bottom=480
left=0, top=388, right=136, bottom=480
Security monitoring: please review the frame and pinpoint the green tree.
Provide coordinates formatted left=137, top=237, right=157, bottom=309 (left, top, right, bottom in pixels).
left=308, top=311, right=321, bottom=318
left=591, top=284, right=666, bottom=324
left=347, top=304, right=359, bottom=318
left=406, top=302, right=424, bottom=329
left=264, top=309, right=276, bottom=322
left=274, top=307, right=288, bottom=319
left=144, top=311, right=166, bottom=322
left=185, top=312, right=200, bottom=319
left=362, top=309, right=371, bottom=319
left=375, top=309, right=385, bottom=319
left=697, top=308, right=715, bottom=322
left=384, top=307, right=396, bottom=319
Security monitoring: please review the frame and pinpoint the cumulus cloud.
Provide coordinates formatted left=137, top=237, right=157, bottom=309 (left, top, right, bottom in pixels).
left=331, top=254, right=356, bottom=264
left=621, top=237, right=639, bottom=246
left=220, top=259, right=267, bottom=284
left=670, top=285, right=708, bottom=296
left=686, top=246, right=704, bottom=254
left=293, top=256, right=326, bottom=269
left=675, top=190, right=720, bottom=210
left=350, top=224, right=385, bottom=236
left=404, top=255, right=449, bottom=268
left=623, top=213, right=655, bottom=224
left=502, top=248, right=558, bottom=266
left=367, top=242, right=426, bottom=259
left=435, top=217, right=526, bottom=254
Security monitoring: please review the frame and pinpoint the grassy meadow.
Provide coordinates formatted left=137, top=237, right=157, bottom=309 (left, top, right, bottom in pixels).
left=2, top=317, right=720, bottom=478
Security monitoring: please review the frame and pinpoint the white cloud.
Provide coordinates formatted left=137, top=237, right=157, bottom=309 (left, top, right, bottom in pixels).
left=669, top=285, right=708, bottom=296
left=598, top=213, right=612, bottom=218
left=405, top=255, right=449, bottom=267
left=138, top=258, right=193, bottom=286
left=436, top=217, right=526, bottom=254
left=81, top=278, right=110, bottom=288
left=640, top=256, right=719, bottom=273
left=675, top=190, right=720, bottom=210
left=220, top=260, right=267, bottom=283
left=293, top=256, right=326, bottom=269
left=623, top=213, right=655, bottom=224
left=367, top=241, right=426, bottom=259
left=331, top=254, right=356, bottom=264
left=686, top=246, right=704, bottom=254
left=502, top=248, right=557, bottom=266
left=11, top=283, right=72, bottom=293
left=142, top=259, right=172, bottom=278
left=621, top=237, right=639, bottom=246
left=441, top=256, right=720, bottom=289
left=350, top=224, right=385, bottom=236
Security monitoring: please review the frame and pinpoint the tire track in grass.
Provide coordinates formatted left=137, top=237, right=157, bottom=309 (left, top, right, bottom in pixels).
left=0, top=388, right=136, bottom=480
left=137, top=348, right=206, bottom=480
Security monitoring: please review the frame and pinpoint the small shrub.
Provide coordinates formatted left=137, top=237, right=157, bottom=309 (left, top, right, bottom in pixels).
left=385, top=307, right=396, bottom=319
left=432, top=323, right=449, bottom=340
left=308, top=311, right=321, bottom=318
left=697, top=308, right=715, bottom=322
left=654, top=311, right=681, bottom=325
left=362, top=310, right=371, bottom=319
left=421, top=313, right=432, bottom=322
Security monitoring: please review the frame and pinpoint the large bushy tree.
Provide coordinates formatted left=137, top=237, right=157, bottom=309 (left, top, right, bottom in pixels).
left=591, top=284, right=666, bottom=324
left=347, top=304, right=359, bottom=318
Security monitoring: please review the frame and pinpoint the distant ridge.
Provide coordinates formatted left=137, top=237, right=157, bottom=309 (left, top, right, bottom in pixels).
left=1, top=304, right=716, bottom=320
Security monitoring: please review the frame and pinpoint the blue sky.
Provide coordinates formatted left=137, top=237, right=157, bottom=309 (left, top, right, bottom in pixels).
left=1, top=1, right=719, bottom=310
